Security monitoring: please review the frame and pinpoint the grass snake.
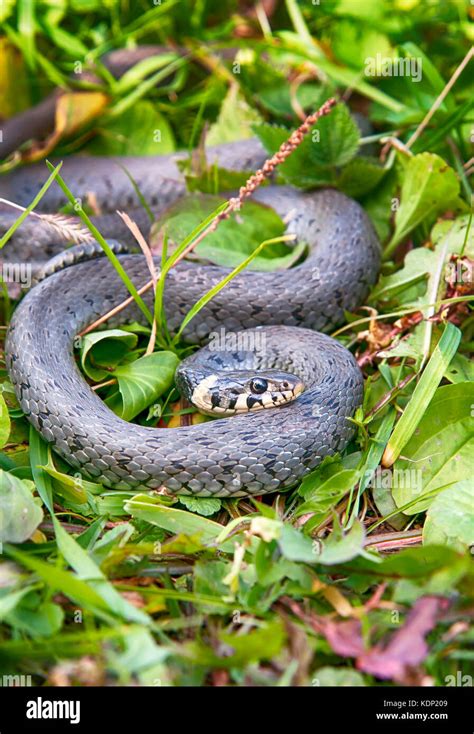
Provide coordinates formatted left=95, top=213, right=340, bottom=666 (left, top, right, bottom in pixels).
left=4, top=140, right=381, bottom=497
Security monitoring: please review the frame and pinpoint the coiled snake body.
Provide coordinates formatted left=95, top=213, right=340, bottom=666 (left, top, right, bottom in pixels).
left=4, top=140, right=381, bottom=497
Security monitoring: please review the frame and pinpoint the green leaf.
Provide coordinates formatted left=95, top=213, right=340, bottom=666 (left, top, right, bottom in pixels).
left=179, top=496, right=222, bottom=517
left=313, top=520, right=366, bottom=565
left=5, top=545, right=115, bottom=620
left=337, top=156, right=387, bottom=198
left=80, top=329, right=138, bottom=381
left=206, top=85, right=263, bottom=146
left=125, top=494, right=234, bottom=551
left=52, top=517, right=151, bottom=625
left=383, top=322, right=461, bottom=468
left=423, top=481, right=474, bottom=551
left=385, top=153, right=460, bottom=257
left=153, top=194, right=304, bottom=271
left=0, top=392, right=11, bottom=448
left=313, top=667, right=366, bottom=687
left=295, top=453, right=360, bottom=531
left=255, top=103, right=360, bottom=189
left=110, top=351, right=179, bottom=421
left=392, top=382, right=474, bottom=513
left=0, top=470, right=43, bottom=543
left=88, top=101, right=175, bottom=156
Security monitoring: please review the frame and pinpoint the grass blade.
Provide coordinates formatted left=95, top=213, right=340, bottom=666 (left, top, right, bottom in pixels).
left=45, top=161, right=154, bottom=326
left=382, top=322, right=461, bottom=467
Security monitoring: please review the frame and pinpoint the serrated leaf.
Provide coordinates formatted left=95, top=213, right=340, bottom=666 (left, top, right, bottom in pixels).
left=179, top=496, right=222, bottom=516
left=255, top=103, right=360, bottom=189
left=423, top=480, right=474, bottom=551
left=392, top=382, right=474, bottom=514
left=110, top=351, right=179, bottom=421
left=206, top=85, right=263, bottom=146
left=337, top=156, right=386, bottom=198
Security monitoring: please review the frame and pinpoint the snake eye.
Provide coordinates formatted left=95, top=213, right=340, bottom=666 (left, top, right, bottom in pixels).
left=250, top=378, right=268, bottom=394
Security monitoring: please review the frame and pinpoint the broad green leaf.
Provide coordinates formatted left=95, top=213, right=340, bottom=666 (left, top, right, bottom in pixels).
left=80, top=328, right=138, bottom=381
left=423, top=481, right=474, bottom=551
left=392, top=382, right=474, bottom=513
left=0, top=587, right=34, bottom=621
left=313, top=520, right=366, bottom=565
left=206, top=85, right=263, bottom=146
left=385, top=153, right=460, bottom=257
left=125, top=494, right=234, bottom=551
left=7, top=598, right=64, bottom=638
left=278, top=519, right=365, bottom=565
left=0, top=392, right=11, bottom=448
left=382, top=322, right=461, bottom=467
left=153, top=194, right=305, bottom=271
left=88, top=101, right=175, bottom=156
left=110, top=351, right=179, bottom=421
left=0, top=470, right=43, bottom=543
left=337, top=156, right=386, bottom=198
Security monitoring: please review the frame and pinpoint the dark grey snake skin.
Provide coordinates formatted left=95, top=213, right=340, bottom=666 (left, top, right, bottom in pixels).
left=4, top=140, right=381, bottom=497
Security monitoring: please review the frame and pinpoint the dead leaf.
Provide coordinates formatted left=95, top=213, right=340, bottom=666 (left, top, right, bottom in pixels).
left=357, top=595, right=450, bottom=681
left=22, top=91, right=109, bottom=162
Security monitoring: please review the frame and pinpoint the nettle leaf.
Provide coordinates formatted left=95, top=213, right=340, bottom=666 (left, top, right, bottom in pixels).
left=80, top=329, right=139, bottom=381
left=392, top=382, right=474, bottom=514
left=423, top=480, right=474, bottom=551
left=0, top=471, right=43, bottom=543
left=87, top=100, right=175, bottom=156
left=386, top=152, right=460, bottom=253
left=337, top=156, right=386, bottom=198
left=255, top=103, right=360, bottom=189
left=206, top=85, right=263, bottom=146
left=110, top=351, right=179, bottom=421
left=179, top=496, right=222, bottom=517
left=153, top=194, right=305, bottom=270
left=0, top=392, right=11, bottom=448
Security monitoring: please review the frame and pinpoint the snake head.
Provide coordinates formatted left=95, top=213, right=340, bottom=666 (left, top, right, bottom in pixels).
left=189, top=369, right=304, bottom=417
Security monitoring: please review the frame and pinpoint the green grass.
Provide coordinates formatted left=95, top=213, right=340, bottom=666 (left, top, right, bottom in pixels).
left=0, top=0, right=473, bottom=688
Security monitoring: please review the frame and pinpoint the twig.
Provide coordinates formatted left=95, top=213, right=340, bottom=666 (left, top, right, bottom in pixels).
left=79, top=97, right=337, bottom=337
left=406, top=46, right=474, bottom=150
left=116, top=210, right=158, bottom=355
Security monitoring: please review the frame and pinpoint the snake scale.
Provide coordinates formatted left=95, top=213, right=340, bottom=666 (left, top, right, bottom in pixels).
left=3, top=139, right=381, bottom=497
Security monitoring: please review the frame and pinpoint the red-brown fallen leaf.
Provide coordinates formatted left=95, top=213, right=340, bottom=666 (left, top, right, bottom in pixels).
left=356, top=596, right=451, bottom=681
left=319, top=619, right=365, bottom=657
left=283, top=594, right=450, bottom=682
